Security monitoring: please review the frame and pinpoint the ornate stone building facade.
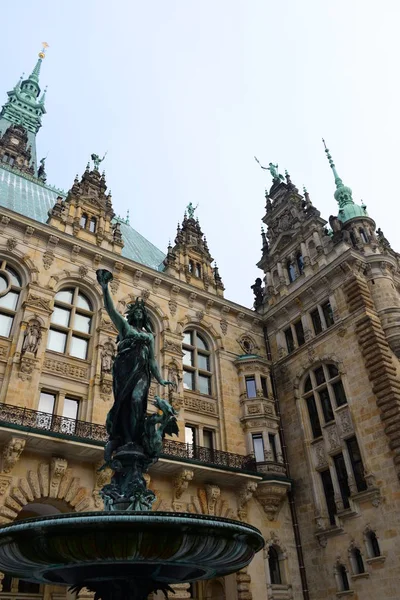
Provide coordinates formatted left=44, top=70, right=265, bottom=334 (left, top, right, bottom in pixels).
left=0, top=50, right=397, bottom=600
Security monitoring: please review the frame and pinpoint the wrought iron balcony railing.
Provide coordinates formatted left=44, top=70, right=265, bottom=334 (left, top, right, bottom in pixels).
left=0, top=403, right=257, bottom=474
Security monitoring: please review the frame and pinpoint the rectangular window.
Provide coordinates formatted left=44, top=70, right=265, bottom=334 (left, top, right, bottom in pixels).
left=252, top=433, right=265, bottom=463
left=306, top=395, right=322, bottom=438
left=183, top=349, right=194, bottom=366
left=183, top=370, right=194, bottom=390
left=203, top=429, right=214, bottom=450
left=284, top=327, right=295, bottom=353
left=346, top=437, right=367, bottom=492
left=0, top=314, right=13, bottom=337
left=198, top=374, right=211, bottom=395
left=61, top=400, right=78, bottom=434
left=70, top=335, right=88, bottom=360
left=185, top=425, right=197, bottom=446
left=294, top=319, right=305, bottom=346
left=319, top=387, right=334, bottom=423
left=333, top=453, right=351, bottom=509
left=197, top=353, right=210, bottom=371
left=261, top=376, right=268, bottom=398
left=332, top=380, right=347, bottom=407
left=245, top=376, right=257, bottom=398
left=310, top=308, right=323, bottom=335
left=47, top=329, right=67, bottom=354
left=51, top=306, right=70, bottom=328
left=320, top=469, right=337, bottom=525
left=37, top=391, right=56, bottom=430
left=268, top=433, right=278, bottom=462
left=185, top=425, right=197, bottom=458
left=321, top=301, right=334, bottom=328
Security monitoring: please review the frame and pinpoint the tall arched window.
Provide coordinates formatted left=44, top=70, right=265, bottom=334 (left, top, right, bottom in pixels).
left=183, top=330, right=212, bottom=395
left=349, top=546, right=365, bottom=575
left=80, top=213, right=88, bottom=229
left=268, top=546, right=282, bottom=585
left=0, top=261, right=22, bottom=337
left=47, top=287, right=93, bottom=360
left=335, top=563, right=350, bottom=592
left=365, top=529, right=381, bottom=558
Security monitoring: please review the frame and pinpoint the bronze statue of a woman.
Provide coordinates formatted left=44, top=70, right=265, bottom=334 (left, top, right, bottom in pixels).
left=97, top=269, right=174, bottom=451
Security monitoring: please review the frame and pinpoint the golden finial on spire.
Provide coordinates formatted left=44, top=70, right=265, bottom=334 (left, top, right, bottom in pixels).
left=38, top=42, right=49, bottom=59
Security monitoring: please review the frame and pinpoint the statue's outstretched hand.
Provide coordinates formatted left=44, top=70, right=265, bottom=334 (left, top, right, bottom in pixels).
left=160, top=380, right=176, bottom=390
left=96, top=269, right=113, bottom=288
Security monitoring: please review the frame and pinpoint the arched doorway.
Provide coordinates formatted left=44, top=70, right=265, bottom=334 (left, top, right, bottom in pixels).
left=205, top=579, right=225, bottom=600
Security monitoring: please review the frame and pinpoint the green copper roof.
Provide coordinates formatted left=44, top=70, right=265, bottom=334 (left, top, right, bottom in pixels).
left=323, top=139, right=368, bottom=224
left=0, top=165, right=166, bottom=270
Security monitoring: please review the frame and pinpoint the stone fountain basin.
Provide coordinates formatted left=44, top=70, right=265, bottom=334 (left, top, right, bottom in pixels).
left=0, top=511, right=264, bottom=587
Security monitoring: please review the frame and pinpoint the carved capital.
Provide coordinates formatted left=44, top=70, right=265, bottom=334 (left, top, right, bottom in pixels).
left=173, top=469, right=194, bottom=500
left=2, top=437, right=26, bottom=474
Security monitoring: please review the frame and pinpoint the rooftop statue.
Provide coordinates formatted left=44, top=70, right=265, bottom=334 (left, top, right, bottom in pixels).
left=254, top=156, right=285, bottom=182
left=96, top=269, right=177, bottom=510
left=91, top=151, right=107, bottom=171
left=186, top=201, right=198, bottom=219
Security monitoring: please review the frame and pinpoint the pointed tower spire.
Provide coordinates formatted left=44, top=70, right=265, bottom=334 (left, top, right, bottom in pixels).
left=0, top=45, right=49, bottom=172
left=323, top=139, right=368, bottom=223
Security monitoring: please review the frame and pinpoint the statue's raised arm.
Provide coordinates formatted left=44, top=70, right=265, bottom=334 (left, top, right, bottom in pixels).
left=96, top=269, right=129, bottom=339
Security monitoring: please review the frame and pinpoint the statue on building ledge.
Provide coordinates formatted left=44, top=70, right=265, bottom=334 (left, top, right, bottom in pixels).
left=251, top=277, right=264, bottom=309
left=96, top=269, right=178, bottom=510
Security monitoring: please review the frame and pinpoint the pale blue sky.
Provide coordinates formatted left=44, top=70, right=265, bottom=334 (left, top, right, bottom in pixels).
left=2, top=1, right=399, bottom=306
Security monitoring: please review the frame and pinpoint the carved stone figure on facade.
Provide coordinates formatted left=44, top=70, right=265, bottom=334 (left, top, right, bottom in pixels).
left=22, top=319, right=42, bottom=355
left=100, top=341, right=115, bottom=374
left=37, top=157, right=47, bottom=182
left=251, top=278, right=264, bottom=309
left=329, top=215, right=342, bottom=233
left=376, top=227, right=391, bottom=249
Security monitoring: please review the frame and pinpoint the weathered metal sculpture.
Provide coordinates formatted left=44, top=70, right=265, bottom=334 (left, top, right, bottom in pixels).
left=96, top=269, right=178, bottom=510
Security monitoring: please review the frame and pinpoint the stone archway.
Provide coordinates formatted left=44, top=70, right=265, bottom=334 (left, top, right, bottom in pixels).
left=0, top=457, right=91, bottom=523
left=205, top=579, right=226, bottom=600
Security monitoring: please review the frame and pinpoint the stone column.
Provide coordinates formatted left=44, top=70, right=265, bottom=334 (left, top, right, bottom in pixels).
left=237, top=568, right=252, bottom=600
left=167, top=583, right=192, bottom=599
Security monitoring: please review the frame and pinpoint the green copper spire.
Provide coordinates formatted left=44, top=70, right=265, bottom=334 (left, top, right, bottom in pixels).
left=0, top=44, right=49, bottom=171
left=322, top=139, right=368, bottom=223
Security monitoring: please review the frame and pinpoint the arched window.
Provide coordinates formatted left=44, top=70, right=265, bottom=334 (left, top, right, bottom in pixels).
left=359, top=228, right=368, bottom=244
left=89, top=217, right=97, bottom=233
left=365, top=529, right=381, bottom=558
left=296, top=252, right=304, bottom=275
left=336, top=563, right=350, bottom=592
left=268, top=545, right=282, bottom=585
left=183, top=330, right=212, bottom=395
left=80, top=213, right=88, bottom=228
left=303, top=364, right=348, bottom=438
left=0, top=261, right=22, bottom=337
left=47, top=287, right=93, bottom=360
left=350, top=546, right=365, bottom=574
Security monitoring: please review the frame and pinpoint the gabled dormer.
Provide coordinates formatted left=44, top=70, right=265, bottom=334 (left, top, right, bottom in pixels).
left=47, top=156, right=124, bottom=254
left=255, top=164, right=327, bottom=307
left=163, top=203, right=224, bottom=296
